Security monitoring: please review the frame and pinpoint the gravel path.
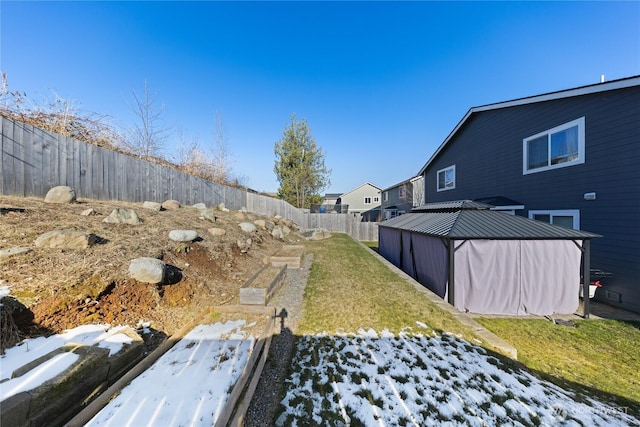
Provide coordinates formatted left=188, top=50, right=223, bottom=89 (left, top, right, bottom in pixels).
left=244, top=253, right=313, bottom=426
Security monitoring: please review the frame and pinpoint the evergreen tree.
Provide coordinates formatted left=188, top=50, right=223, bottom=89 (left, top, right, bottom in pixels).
left=274, top=114, right=330, bottom=208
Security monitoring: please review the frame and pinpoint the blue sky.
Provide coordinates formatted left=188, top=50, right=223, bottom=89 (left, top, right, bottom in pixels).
left=1, top=1, right=639, bottom=194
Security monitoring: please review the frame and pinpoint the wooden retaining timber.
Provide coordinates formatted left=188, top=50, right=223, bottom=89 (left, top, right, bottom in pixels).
left=65, top=309, right=213, bottom=427
left=66, top=306, right=277, bottom=427
left=1, top=327, right=144, bottom=427
left=239, top=265, right=287, bottom=305
left=270, top=244, right=305, bottom=269
left=214, top=306, right=276, bottom=427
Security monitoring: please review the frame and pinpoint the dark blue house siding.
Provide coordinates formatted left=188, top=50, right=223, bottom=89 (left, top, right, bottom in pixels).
left=425, top=85, right=640, bottom=313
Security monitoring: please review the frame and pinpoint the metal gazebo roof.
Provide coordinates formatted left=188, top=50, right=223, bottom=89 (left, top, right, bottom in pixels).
left=381, top=203, right=601, bottom=240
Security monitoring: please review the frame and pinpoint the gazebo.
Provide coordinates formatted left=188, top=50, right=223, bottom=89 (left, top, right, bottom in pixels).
left=378, top=201, right=601, bottom=317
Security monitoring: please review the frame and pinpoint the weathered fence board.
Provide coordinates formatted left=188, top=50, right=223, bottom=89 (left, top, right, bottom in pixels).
left=0, top=117, right=379, bottom=241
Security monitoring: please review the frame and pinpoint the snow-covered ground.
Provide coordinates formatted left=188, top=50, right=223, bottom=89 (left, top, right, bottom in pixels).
left=1, top=324, right=136, bottom=401
left=1, top=319, right=637, bottom=426
left=276, top=324, right=638, bottom=426
left=85, top=320, right=256, bottom=426
left=0, top=320, right=257, bottom=427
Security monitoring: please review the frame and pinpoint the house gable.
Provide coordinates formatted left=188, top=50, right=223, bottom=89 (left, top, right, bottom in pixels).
left=340, top=182, right=382, bottom=213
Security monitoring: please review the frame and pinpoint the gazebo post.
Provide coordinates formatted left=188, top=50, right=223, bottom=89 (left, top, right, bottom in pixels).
left=447, top=239, right=455, bottom=306
left=583, top=240, right=591, bottom=319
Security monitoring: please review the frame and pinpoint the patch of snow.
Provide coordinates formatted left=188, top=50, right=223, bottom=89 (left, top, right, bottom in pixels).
left=0, top=324, right=133, bottom=383
left=276, top=328, right=638, bottom=426
left=0, top=352, right=79, bottom=400
left=0, top=285, right=10, bottom=299
left=86, top=320, right=255, bottom=427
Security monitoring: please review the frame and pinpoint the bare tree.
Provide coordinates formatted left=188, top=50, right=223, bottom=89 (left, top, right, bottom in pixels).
left=0, top=73, right=119, bottom=147
left=411, top=176, right=425, bottom=207
left=211, top=110, right=232, bottom=183
left=124, top=80, right=169, bottom=159
left=173, top=113, right=236, bottom=186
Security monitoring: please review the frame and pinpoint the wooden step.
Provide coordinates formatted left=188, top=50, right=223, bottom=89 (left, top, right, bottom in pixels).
left=270, top=245, right=304, bottom=269
left=239, top=265, right=287, bottom=306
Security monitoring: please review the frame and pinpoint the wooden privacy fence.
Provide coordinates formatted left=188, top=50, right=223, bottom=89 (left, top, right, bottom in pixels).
left=0, top=116, right=378, bottom=241
left=0, top=117, right=245, bottom=209
left=304, top=212, right=379, bottom=241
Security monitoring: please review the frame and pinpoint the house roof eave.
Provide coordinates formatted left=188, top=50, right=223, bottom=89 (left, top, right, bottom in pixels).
left=417, top=75, right=640, bottom=176
left=340, top=181, right=382, bottom=197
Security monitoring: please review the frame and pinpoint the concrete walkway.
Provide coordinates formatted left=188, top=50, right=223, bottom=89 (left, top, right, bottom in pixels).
left=576, top=300, right=640, bottom=321
left=466, top=299, right=640, bottom=322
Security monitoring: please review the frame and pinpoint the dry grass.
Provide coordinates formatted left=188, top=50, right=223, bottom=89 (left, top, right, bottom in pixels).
left=0, top=194, right=291, bottom=345
left=0, top=196, right=275, bottom=298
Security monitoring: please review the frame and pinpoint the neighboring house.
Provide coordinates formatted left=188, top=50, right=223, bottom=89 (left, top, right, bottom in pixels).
left=381, top=176, right=424, bottom=220
left=339, top=182, right=382, bottom=216
left=323, top=193, right=342, bottom=206
left=417, top=75, right=640, bottom=313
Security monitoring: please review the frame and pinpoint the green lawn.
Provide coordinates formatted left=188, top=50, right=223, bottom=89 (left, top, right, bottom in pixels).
left=297, top=234, right=480, bottom=341
left=476, top=317, right=640, bottom=409
left=299, top=234, right=640, bottom=411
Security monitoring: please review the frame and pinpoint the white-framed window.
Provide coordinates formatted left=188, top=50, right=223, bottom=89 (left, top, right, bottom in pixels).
left=364, top=197, right=372, bottom=204
left=529, top=209, right=580, bottom=229
left=523, top=117, right=585, bottom=174
left=399, top=184, right=407, bottom=200
left=373, top=196, right=379, bottom=203
left=383, top=192, right=388, bottom=202
left=437, top=165, right=455, bottom=192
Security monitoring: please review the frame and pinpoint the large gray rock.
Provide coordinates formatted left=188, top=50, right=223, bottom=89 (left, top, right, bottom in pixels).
left=128, top=257, right=165, bottom=284
left=281, top=218, right=295, bottom=228
left=44, top=186, right=76, bottom=204
left=35, top=230, right=97, bottom=250
left=298, top=228, right=332, bottom=240
left=271, top=226, right=285, bottom=240
left=143, top=201, right=162, bottom=211
left=208, top=228, right=226, bottom=237
left=161, top=200, right=181, bottom=210
left=199, top=209, right=217, bottom=222
left=271, top=225, right=291, bottom=241
left=192, top=203, right=207, bottom=210
left=237, top=238, right=252, bottom=253
left=168, top=230, right=198, bottom=242
left=103, top=208, right=142, bottom=225
left=0, top=247, right=31, bottom=258
left=239, top=222, right=257, bottom=233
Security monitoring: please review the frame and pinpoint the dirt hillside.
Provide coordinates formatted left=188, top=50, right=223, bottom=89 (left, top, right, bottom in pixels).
left=0, top=194, right=299, bottom=352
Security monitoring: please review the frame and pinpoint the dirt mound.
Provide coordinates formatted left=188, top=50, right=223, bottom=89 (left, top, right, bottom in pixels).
left=0, top=195, right=298, bottom=350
